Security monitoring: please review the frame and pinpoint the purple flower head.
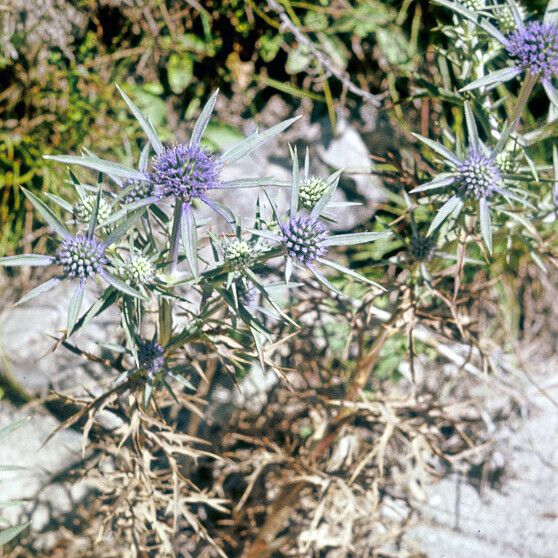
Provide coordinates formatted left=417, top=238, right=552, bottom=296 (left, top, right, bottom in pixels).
left=122, top=179, right=155, bottom=204
left=457, top=149, right=503, bottom=199
left=56, top=234, right=107, bottom=281
left=150, top=144, right=221, bottom=203
left=281, top=215, right=328, bottom=264
left=409, top=233, right=436, bottom=262
left=237, top=280, right=259, bottom=308
left=138, top=340, right=165, bottom=377
left=506, top=21, right=558, bottom=80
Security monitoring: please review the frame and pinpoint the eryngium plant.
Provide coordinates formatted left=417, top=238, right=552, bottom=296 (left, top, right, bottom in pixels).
left=0, top=86, right=390, bottom=405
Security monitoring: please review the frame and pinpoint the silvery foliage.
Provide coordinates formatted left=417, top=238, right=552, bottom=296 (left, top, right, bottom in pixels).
left=0, top=88, right=390, bottom=404
left=411, top=0, right=558, bottom=257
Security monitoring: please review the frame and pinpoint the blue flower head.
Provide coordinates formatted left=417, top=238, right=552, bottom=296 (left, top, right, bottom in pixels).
left=151, top=144, right=222, bottom=203
left=138, top=340, right=165, bottom=377
left=457, top=149, right=503, bottom=199
left=506, top=21, right=558, bottom=80
left=57, top=234, right=107, bottom=281
left=280, top=214, right=328, bottom=264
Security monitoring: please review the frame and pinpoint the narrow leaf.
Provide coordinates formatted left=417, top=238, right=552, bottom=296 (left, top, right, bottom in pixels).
left=181, top=204, right=199, bottom=278
left=67, top=282, right=85, bottom=333
left=22, top=188, right=71, bottom=240
left=464, top=101, right=479, bottom=150
left=427, top=195, right=463, bottom=235
left=316, top=257, right=385, bottom=290
left=220, top=115, right=301, bottom=164
left=101, top=208, right=146, bottom=248
left=412, top=134, right=460, bottom=166
left=479, top=197, right=492, bottom=254
left=0, top=522, right=31, bottom=546
left=0, top=254, right=55, bottom=267
left=101, top=271, right=148, bottom=300
left=410, top=174, right=457, bottom=193
left=116, top=84, right=164, bottom=154
left=44, top=155, right=146, bottom=181
left=15, top=277, right=62, bottom=306
left=190, top=89, right=218, bottom=147
left=323, top=231, right=392, bottom=247
left=460, top=66, right=521, bottom=92
left=290, top=145, right=300, bottom=217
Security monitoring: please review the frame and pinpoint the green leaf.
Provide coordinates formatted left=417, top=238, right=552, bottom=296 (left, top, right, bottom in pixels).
left=181, top=205, right=199, bottom=278
left=101, top=208, right=146, bottom=248
left=191, top=89, right=218, bottom=146
left=285, top=45, right=312, bottom=74
left=220, top=116, right=301, bottom=164
left=428, top=195, right=463, bottom=235
left=0, top=418, right=29, bottom=442
left=167, top=53, right=193, bottom=94
left=479, top=197, right=492, bottom=255
left=290, top=145, right=300, bottom=217
left=410, top=174, right=457, bottom=193
left=317, top=257, right=385, bottom=290
left=15, top=277, right=62, bottom=306
left=412, top=134, right=460, bottom=166
left=323, top=231, right=392, bottom=247
left=464, top=101, right=480, bottom=150
left=0, top=522, right=30, bottom=547
left=460, top=67, right=521, bottom=92
left=44, top=155, right=146, bottom=181
left=102, top=272, right=148, bottom=300
left=67, top=282, right=85, bottom=333
left=0, top=254, right=55, bottom=267
left=21, top=188, right=71, bottom=240
left=116, top=84, right=164, bottom=154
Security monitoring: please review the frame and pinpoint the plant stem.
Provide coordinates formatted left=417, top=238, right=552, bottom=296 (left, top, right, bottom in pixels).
left=493, top=71, right=537, bottom=156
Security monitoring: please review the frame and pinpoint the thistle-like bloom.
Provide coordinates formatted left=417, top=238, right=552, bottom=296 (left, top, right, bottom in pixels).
left=457, top=149, right=503, bottom=199
left=151, top=144, right=221, bottom=202
left=411, top=103, right=532, bottom=254
left=250, top=147, right=391, bottom=294
left=0, top=188, right=146, bottom=332
left=138, top=340, right=165, bottom=377
left=280, top=215, right=328, bottom=264
left=120, top=253, right=155, bottom=287
left=121, top=179, right=155, bottom=205
left=409, top=233, right=437, bottom=262
left=56, top=235, right=108, bottom=281
left=45, top=86, right=300, bottom=278
left=299, top=177, right=330, bottom=210
left=74, top=194, right=112, bottom=225
left=435, top=0, right=558, bottom=106
left=223, top=238, right=260, bottom=269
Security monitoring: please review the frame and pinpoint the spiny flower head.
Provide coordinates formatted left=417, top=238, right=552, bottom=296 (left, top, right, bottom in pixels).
left=457, top=149, right=503, bottom=199
left=460, top=0, right=485, bottom=11
left=506, top=21, right=558, bottom=80
left=150, top=144, right=221, bottom=203
left=495, top=3, right=526, bottom=34
left=122, top=179, right=155, bottom=205
left=237, top=280, right=259, bottom=308
left=223, top=239, right=258, bottom=268
left=409, top=233, right=436, bottom=262
left=299, top=177, right=329, bottom=210
left=281, top=215, right=328, bottom=264
left=56, top=235, right=107, bottom=281
left=74, top=195, right=112, bottom=225
left=121, top=254, right=155, bottom=287
left=138, top=340, right=165, bottom=377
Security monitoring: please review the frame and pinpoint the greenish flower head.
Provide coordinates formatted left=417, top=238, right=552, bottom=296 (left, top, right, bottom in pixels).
left=223, top=239, right=259, bottom=269
left=299, top=176, right=329, bottom=210
left=459, top=0, right=485, bottom=10
left=74, top=195, right=112, bottom=225
left=120, top=254, right=155, bottom=287
left=409, top=234, right=436, bottom=262
left=495, top=3, right=525, bottom=35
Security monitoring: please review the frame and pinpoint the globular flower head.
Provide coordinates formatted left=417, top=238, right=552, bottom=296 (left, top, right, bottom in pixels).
left=121, top=254, right=155, bottom=287
left=223, top=239, right=258, bottom=269
left=122, top=179, right=155, bottom=205
left=281, top=215, right=328, bottom=264
left=150, top=144, right=221, bottom=203
left=299, top=177, right=329, bottom=210
left=74, top=195, right=112, bottom=225
left=457, top=149, right=503, bottom=199
left=495, top=3, right=526, bottom=34
left=138, top=340, right=165, bottom=377
left=237, top=280, right=259, bottom=308
left=56, top=235, right=107, bottom=281
left=409, top=233, right=436, bottom=262
left=460, top=0, right=485, bottom=11
left=506, top=21, right=558, bottom=80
